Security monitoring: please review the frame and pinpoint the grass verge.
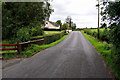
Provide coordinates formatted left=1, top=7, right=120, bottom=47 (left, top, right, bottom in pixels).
left=3, top=34, right=68, bottom=59
left=81, top=31, right=120, bottom=79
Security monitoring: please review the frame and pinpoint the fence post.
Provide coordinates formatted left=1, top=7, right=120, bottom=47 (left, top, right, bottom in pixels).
left=17, top=42, right=20, bottom=54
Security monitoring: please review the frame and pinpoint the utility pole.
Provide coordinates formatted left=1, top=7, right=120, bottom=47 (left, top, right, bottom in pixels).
left=98, top=0, right=100, bottom=39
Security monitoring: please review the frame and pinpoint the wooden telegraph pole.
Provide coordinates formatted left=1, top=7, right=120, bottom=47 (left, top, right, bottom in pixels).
left=98, top=0, right=100, bottom=39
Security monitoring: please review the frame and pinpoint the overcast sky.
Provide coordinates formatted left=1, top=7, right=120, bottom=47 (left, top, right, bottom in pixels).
left=49, top=0, right=100, bottom=28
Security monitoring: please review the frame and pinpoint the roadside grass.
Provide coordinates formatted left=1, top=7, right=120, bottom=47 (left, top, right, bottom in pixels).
left=30, top=35, right=44, bottom=40
left=0, top=50, right=17, bottom=54
left=44, top=31, right=61, bottom=36
left=0, top=40, right=18, bottom=54
left=2, top=34, right=68, bottom=59
left=44, top=31, right=61, bottom=34
left=81, top=31, right=120, bottom=78
left=1, top=31, right=62, bottom=54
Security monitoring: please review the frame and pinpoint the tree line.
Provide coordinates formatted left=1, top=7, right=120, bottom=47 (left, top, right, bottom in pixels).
left=100, top=1, right=120, bottom=63
left=55, top=16, right=76, bottom=31
left=2, top=1, right=53, bottom=41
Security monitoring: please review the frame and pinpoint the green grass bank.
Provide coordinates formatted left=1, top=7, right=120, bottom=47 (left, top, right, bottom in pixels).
left=81, top=31, right=120, bottom=79
left=3, top=34, right=68, bottom=59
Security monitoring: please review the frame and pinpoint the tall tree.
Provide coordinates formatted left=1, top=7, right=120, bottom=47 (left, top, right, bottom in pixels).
left=101, top=1, right=120, bottom=62
left=66, top=16, right=72, bottom=28
left=61, top=23, right=68, bottom=30
left=2, top=2, right=54, bottom=39
left=55, top=20, right=62, bottom=30
left=72, top=23, right=76, bottom=30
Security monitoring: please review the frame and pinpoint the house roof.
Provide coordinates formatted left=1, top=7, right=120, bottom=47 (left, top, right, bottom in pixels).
left=47, top=21, right=59, bottom=27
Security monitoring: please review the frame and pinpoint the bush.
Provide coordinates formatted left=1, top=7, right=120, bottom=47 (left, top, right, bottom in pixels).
left=92, top=31, right=97, bottom=38
left=30, top=26, right=44, bottom=36
left=110, top=24, right=120, bottom=47
left=83, top=28, right=110, bottom=42
left=110, top=24, right=120, bottom=64
left=17, top=27, right=31, bottom=42
left=111, top=46, right=120, bottom=64
left=44, top=31, right=65, bottom=44
left=99, top=29, right=110, bottom=43
left=15, top=26, right=44, bottom=42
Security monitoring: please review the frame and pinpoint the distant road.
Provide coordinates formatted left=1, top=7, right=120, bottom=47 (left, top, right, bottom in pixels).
left=3, top=31, right=113, bottom=78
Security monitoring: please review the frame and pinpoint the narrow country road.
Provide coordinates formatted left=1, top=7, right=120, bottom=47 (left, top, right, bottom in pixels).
left=3, top=31, right=113, bottom=78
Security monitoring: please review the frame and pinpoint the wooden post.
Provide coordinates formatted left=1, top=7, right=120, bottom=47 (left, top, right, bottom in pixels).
left=17, top=42, right=20, bottom=54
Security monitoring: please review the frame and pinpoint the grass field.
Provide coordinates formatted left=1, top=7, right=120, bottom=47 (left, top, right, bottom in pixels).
left=44, top=31, right=61, bottom=35
left=90, top=28, right=110, bottom=32
left=81, top=31, right=120, bottom=79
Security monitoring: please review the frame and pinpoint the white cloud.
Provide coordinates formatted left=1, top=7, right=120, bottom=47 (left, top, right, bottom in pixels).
left=50, top=0, right=100, bottom=28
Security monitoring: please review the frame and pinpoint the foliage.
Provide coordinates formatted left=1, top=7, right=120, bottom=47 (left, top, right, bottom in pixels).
left=61, top=23, right=68, bottom=30
left=101, top=1, right=120, bottom=64
left=2, top=2, right=53, bottom=40
left=109, top=24, right=120, bottom=63
left=65, top=16, right=76, bottom=30
left=100, top=23, right=107, bottom=28
left=44, top=31, right=65, bottom=44
left=16, top=26, right=44, bottom=42
left=101, top=1, right=120, bottom=45
left=81, top=31, right=120, bottom=78
left=83, top=28, right=110, bottom=42
left=31, top=36, right=44, bottom=40
left=30, top=26, right=44, bottom=36
left=73, top=28, right=83, bottom=31
left=72, top=23, right=77, bottom=30
left=44, top=31, right=61, bottom=35
left=109, top=24, right=120, bottom=48
left=101, top=2, right=120, bottom=24
left=55, top=20, right=62, bottom=30
left=16, top=27, right=31, bottom=42
left=66, top=16, right=72, bottom=27
left=3, top=34, right=68, bottom=59
left=99, top=29, right=110, bottom=42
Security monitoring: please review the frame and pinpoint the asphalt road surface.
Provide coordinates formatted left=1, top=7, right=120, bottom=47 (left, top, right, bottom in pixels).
left=3, top=31, right=113, bottom=78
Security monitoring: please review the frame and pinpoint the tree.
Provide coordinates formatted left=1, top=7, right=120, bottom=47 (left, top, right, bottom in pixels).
left=2, top=2, right=54, bottom=39
left=66, top=16, right=72, bottom=27
left=64, top=16, right=77, bottom=30
left=55, top=20, right=62, bottom=30
left=61, top=23, right=68, bottom=30
left=100, top=23, right=107, bottom=28
left=72, top=23, right=77, bottom=30
left=101, top=1, right=120, bottom=62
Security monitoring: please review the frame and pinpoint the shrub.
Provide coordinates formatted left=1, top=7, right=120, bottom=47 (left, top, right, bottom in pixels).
left=15, top=26, right=44, bottom=42
left=17, top=27, right=31, bottom=42
left=83, top=28, right=110, bottom=42
left=99, top=29, right=110, bottom=42
left=30, top=26, right=44, bottom=36
left=44, top=31, right=65, bottom=44
left=110, top=24, right=120, bottom=64
left=92, top=31, right=97, bottom=38
left=111, top=45, right=120, bottom=64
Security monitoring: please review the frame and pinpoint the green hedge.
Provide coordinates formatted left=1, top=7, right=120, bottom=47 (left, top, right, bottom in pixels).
left=44, top=31, right=65, bottom=44
left=83, top=28, right=110, bottom=43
